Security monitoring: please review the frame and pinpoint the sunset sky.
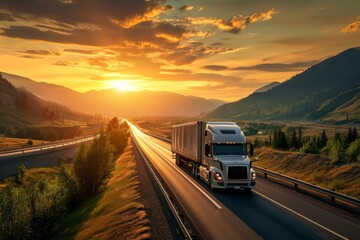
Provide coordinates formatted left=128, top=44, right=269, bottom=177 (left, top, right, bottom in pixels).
left=0, top=0, right=359, bottom=101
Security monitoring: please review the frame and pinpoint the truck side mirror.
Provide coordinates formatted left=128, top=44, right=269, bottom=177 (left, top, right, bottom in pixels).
left=205, top=143, right=212, bottom=157
left=247, top=143, right=254, bottom=157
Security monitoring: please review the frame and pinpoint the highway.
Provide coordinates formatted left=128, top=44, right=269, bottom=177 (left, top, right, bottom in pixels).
left=129, top=122, right=360, bottom=240
left=0, top=136, right=96, bottom=180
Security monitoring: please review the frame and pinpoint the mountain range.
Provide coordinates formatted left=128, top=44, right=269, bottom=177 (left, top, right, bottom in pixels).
left=2, top=72, right=225, bottom=117
left=0, top=74, right=90, bottom=128
left=208, top=47, right=360, bottom=123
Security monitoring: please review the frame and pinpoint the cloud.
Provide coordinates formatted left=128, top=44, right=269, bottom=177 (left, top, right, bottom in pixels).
left=232, top=60, right=319, bottom=72
left=203, top=65, right=229, bottom=71
left=64, top=49, right=98, bottom=54
left=185, top=9, right=276, bottom=33
left=88, top=57, right=109, bottom=69
left=18, top=49, right=60, bottom=56
left=160, top=69, right=192, bottom=74
left=0, top=11, right=14, bottom=21
left=341, top=19, right=360, bottom=33
left=114, top=5, right=173, bottom=28
left=53, top=61, right=73, bottom=66
left=179, top=5, right=194, bottom=12
left=19, top=55, right=42, bottom=59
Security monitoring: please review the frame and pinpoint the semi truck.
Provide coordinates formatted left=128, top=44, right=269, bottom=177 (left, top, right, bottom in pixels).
left=171, top=121, right=256, bottom=191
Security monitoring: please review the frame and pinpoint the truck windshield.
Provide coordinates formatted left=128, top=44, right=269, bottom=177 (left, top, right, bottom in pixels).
left=213, top=144, right=246, bottom=155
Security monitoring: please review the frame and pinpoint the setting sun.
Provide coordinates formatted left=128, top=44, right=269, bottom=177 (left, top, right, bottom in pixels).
left=108, top=80, right=136, bottom=92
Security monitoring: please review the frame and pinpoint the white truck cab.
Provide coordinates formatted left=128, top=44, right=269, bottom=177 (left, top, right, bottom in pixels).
left=172, top=122, right=256, bottom=191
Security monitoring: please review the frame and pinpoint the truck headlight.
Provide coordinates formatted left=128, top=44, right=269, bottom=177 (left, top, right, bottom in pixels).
left=251, top=172, right=256, bottom=181
left=214, top=172, right=223, bottom=181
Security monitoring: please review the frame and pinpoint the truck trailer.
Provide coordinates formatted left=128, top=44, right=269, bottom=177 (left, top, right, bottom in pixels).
left=171, top=121, right=256, bottom=191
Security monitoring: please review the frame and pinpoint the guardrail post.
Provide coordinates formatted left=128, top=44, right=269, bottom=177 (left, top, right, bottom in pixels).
left=178, top=213, right=184, bottom=223
left=294, top=183, right=298, bottom=189
left=330, top=196, right=335, bottom=202
left=264, top=173, right=267, bottom=179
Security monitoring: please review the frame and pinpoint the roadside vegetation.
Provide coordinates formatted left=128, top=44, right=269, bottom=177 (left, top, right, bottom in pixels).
left=0, top=117, right=143, bottom=240
left=249, top=126, right=360, bottom=198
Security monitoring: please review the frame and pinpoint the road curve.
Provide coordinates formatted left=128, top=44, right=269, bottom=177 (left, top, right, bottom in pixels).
left=129, top=122, right=360, bottom=240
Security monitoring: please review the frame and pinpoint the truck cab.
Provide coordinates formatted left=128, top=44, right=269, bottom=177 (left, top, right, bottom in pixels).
left=198, top=122, right=256, bottom=191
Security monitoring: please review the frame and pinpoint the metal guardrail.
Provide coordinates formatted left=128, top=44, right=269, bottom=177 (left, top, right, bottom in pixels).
left=253, top=166, right=360, bottom=208
left=0, top=135, right=98, bottom=159
left=131, top=132, right=193, bottom=240
left=143, top=129, right=360, bottom=210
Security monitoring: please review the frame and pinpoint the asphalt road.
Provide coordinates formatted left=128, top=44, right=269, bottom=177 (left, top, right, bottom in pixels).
left=0, top=145, right=80, bottom=180
left=129, top=122, right=360, bottom=240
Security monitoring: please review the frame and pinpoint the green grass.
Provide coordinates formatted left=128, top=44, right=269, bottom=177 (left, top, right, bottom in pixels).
left=53, top=140, right=150, bottom=240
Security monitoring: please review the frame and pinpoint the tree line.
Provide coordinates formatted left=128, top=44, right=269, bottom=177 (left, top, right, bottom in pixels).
left=254, top=127, right=359, bottom=164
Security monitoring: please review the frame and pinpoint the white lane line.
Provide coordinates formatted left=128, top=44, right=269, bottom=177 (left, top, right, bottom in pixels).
left=131, top=126, right=223, bottom=210
left=254, top=190, right=348, bottom=240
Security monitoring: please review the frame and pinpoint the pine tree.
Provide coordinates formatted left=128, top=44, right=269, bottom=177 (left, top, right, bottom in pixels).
left=289, top=128, right=298, bottom=149
left=320, top=130, right=328, bottom=148
left=346, top=127, right=353, bottom=145
left=298, top=126, right=303, bottom=147
left=272, top=130, right=278, bottom=149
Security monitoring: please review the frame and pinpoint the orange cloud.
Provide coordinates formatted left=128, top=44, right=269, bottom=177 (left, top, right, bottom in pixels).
left=115, top=5, right=173, bottom=29
left=341, top=19, right=360, bottom=33
left=179, top=5, right=194, bottom=12
left=155, top=33, right=181, bottom=43
left=186, top=9, right=276, bottom=33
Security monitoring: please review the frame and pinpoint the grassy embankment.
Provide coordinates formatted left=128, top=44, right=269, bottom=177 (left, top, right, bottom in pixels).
left=253, top=147, right=360, bottom=199
left=0, top=140, right=150, bottom=240
left=54, top=140, right=150, bottom=239
left=0, top=137, right=48, bottom=151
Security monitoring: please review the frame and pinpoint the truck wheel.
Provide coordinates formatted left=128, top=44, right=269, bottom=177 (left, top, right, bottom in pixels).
left=175, top=155, right=182, bottom=167
left=192, top=163, right=199, bottom=178
left=208, top=173, right=214, bottom=190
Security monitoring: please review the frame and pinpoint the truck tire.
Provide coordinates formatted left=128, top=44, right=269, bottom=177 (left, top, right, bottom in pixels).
left=175, top=154, right=182, bottom=167
left=208, top=173, right=214, bottom=190
left=192, top=163, right=199, bottom=179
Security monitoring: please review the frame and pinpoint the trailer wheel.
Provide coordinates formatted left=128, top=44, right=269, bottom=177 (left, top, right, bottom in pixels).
left=175, top=154, right=182, bottom=167
left=192, top=163, right=199, bottom=179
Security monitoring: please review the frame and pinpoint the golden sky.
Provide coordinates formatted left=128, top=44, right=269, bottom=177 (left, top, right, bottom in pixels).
left=0, top=0, right=359, bottom=101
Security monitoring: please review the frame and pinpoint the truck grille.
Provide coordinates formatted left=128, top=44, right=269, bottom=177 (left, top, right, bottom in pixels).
left=228, top=166, right=248, bottom=180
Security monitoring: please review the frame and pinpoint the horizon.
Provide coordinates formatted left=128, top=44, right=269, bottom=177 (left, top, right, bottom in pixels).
left=0, top=1, right=360, bottom=101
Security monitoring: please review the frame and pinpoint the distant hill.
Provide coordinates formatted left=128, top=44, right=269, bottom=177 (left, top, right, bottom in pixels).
left=254, top=81, right=280, bottom=93
left=208, top=47, right=360, bottom=123
left=2, top=72, right=226, bottom=117
left=0, top=74, right=95, bottom=140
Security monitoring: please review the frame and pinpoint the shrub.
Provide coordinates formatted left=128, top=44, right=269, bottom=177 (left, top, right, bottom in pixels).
left=300, top=140, right=319, bottom=154
left=346, top=139, right=360, bottom=162
left=27, top=139, right=33, bottom=146
left=16, top=164, right=26, bottom=184
left=331, top=179, right=346, bottom=191
left=329, top=140, right=346, bottom=164
left=74, top=130, right=114, bottom=197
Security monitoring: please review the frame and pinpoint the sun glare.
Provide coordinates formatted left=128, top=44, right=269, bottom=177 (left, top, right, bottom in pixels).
left=108, top=80, right=136, bottom=91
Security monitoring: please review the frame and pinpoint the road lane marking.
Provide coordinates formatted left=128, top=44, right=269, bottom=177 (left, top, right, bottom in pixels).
left=130, top=125, right=223, bottom=210
left=254, top=190, right=348, bottom=240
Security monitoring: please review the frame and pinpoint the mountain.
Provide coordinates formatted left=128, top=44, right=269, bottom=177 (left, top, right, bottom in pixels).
left=254, top=81, right=280, bottom=93
left=2, top=72, right=226, bottom=117
left=0, top=74, right=98, bottom=140
left=208, top=47, right=360, bottom=123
